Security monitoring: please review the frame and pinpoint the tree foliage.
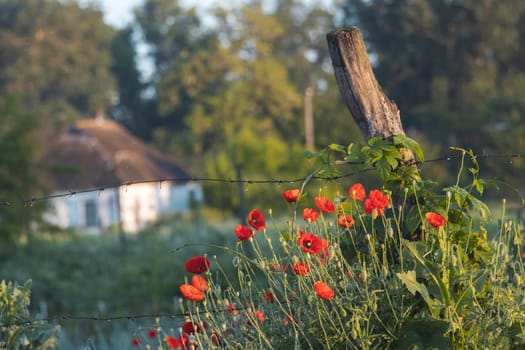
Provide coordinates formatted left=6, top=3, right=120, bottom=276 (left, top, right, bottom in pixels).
left=0, top=0, right=115, bottom=127
left=0, top=97, right=43, bottom=246
left=0, top=0, right=117, bottom=243
left=131, top=0, right=354, bottom=214
left=342, top=0, right=525, bottom=185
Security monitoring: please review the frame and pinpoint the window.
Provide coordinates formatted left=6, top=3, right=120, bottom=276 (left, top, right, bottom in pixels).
left=84, top=199, right=99, bottom=227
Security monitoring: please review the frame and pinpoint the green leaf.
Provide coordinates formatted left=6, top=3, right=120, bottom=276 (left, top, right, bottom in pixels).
left=403, top=241, right=450, bottom=308
left=397, top=270, right=430, bottom=298
left=397, top=318, right=453, bottom=350
left=328, top=143, right=347, bottom=154
left=473, top=178, right=485, bottom=195
left=367, top=136, right=383, bottom=146
left=445, top=185, right=490, bottom=220
left=385, top=154, right=399, bottom=169
left=315, top=166, right=341, bottom=179
left=379, top=143, right=398, bottom=152
left=405, top=205, right=422, bottom=233
left=394, top=134, right=425, bottom=162
left=376, top=158, right=392, bottom=180
left=455, top=270, right=488, bottom=312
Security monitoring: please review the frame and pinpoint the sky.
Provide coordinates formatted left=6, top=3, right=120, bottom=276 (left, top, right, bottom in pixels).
left=98, top=0, right=144, bottom=28
left=98, top=0, right=228, bottom=28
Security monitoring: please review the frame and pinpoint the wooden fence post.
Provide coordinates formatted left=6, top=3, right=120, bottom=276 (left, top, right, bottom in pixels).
left=326, top=27, right=415, bottom=165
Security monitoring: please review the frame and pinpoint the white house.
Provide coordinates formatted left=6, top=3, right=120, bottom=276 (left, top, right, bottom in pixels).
left=41, top=118, right=203, bottom=233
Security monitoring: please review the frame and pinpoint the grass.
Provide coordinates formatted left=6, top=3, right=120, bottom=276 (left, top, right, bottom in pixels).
left=0, top=212, right=246, bottom=348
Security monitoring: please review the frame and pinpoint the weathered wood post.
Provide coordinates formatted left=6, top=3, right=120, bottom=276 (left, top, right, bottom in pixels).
left=327, top=27, right=421, bottom=239
left=326, top=27, right=415, bottom=165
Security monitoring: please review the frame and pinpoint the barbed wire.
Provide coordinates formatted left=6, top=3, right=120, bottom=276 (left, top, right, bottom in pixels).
left=0, top=152, right=521, bottom=207
left=0, top=152, right=522, bottom=330
left=0, top=313, right=179, bottom=329
left=0, top=307, right=252, bottom=329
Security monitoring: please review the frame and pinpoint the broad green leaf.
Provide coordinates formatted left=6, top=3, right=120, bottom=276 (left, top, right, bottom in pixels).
left=367, top=136, right=383, bottom=146
left=385, top=154, right=399, bottom=169
left=397, top=270, right=430, bottom=298
left=376, top=158, right=392, bottom=180
left=394, top=134, right=425, bottom=162
left=445, top=185, right=490, bottom=219
left=403, top=240, right=450, bottom=307
left=379, top=143, right=398, bottom=152
left=405, top=205, right=422, bottom=233
left=397, top=318, right=453, bottom=350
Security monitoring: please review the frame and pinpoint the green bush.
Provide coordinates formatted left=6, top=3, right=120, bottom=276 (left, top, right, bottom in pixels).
left=139, top=138, right=525, bottom=349
left=0, top=280, right=58, bottom=349
left=0, top=219, right=240, bottom=347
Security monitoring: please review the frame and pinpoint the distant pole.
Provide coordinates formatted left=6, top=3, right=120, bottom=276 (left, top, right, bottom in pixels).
left=304, top=86, right=315, bottom=150
left=115, top=188, right=127, bottom=256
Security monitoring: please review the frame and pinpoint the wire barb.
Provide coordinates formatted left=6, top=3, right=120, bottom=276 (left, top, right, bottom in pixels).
left=0, top=152, right=519, bottom=207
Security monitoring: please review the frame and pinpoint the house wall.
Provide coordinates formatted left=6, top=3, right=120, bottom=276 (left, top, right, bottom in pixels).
left=118, top=181, right=204, bottom=233
left=43, top=182, right=204, bottom=234
left=118, top=183, right=158, bottom=233
left=42, top=189, right=120, bottom=233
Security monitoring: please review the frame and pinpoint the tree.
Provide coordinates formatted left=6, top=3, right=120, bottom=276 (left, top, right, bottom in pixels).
left=108, top=25, right=150, bottom=139
left=270, top=0, right=362, bottom=148
left=0, top=97, right=43, bottom=246
left=342, top=0, right=525, bottom=185
left=184, top=4, right=307, bottom=213
left=0, top=0, right=116, bottom=128
left=133, top=0, right=217, bottom=140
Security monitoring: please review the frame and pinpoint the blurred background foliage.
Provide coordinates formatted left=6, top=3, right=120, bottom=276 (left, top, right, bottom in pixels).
left=0, top=0, right=524, bottom=346
left=0, top=0, right=522, bottom=224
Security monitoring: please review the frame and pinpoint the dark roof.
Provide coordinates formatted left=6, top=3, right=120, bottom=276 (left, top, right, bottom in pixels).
left=41, top=119, right=190, bottom=190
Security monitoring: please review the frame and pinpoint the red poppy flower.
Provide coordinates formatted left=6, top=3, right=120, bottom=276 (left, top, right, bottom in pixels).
left=248, top=209, right=266, bottom=230
left=338, top=214, right=355, bottom=228
left=131, top=337, right=142, bottom=346
left=147, top=329, right=157, bottom=338
left=185, top=256, right=210, bottom=274
left=180, top=284, right=205, bottom=301
left=165, top=336, right=180, bottom=349
left=263, top=291, right=275, bottom=303
left=226, top=302, right=239, bottom=315
left=246, top=310, right=265, bottom=326
left=315, top=196, right=335, bottom=213
left=303, top=208, right=319, bottom=223
left=191, top=275, right=209, bottom=291
left=364, top=190, right=390, bottom=217
left=282, top=189, right=300, bottom=202
left=297, top=230, right=325, bottom=254
left=254, top=310, right=265, bottom=323
left=182, top=320, right=207, bottom=334
left=293, top=262, right=309, bottom=276
left=425, top=212, right=447, bottom=227
left=314, top=281, right=334, bottom=300
left=349, top=183, right=366, bottom=201
left=234, top=224, right=254, bottom=240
